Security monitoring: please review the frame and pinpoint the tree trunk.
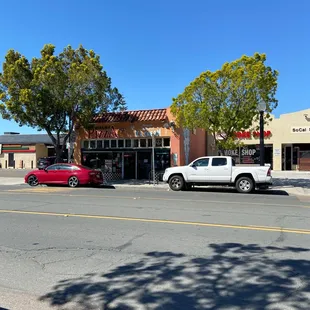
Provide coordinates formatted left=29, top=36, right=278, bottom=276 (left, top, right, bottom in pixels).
left=55, top=145, right=63, bottom=163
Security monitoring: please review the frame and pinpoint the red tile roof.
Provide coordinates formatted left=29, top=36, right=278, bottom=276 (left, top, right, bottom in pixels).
left=93, top=109, right=167, bottom=123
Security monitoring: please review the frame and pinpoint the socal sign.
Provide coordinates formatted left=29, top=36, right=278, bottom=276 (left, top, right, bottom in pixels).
left=235, top=130, right=272, bottom=139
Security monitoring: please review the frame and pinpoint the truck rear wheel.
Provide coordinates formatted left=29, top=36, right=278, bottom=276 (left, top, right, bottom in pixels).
left=169, top=175, right=184, bottom=191
left=236, top=177, right=254, bottom=193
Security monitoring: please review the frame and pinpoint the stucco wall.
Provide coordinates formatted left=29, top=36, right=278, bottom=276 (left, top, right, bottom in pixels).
left=207, top=109, right=310, bottom=170
left=14, top=153, right=36, bottom=169
left=74, top=108, right=207, bottom=167
left=36, top=144, right=48, bottom=162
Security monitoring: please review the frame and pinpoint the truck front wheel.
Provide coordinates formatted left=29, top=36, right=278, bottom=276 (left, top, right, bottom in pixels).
left=169, top=175, right=184, bottom=191
left=236, top=177, right=254, bottom=194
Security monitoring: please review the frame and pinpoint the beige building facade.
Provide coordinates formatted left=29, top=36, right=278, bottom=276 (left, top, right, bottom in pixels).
left=209, top=109, right=310, bottom=171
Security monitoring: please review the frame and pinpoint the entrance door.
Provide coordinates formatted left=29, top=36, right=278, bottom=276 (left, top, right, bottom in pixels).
left=8, top=153, right=14, bottom=168
left=285, top=146, right=292, bottom=170
left=124, top=152, right=136, bottom=179
left=137, top=151, right=151, bottom=179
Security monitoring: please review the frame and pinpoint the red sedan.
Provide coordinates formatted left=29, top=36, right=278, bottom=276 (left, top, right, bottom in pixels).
left=24, top=163, right=104, bottom=188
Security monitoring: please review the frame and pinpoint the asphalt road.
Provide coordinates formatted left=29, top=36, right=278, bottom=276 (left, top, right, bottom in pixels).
left=0, top=185, right=310, bottom=310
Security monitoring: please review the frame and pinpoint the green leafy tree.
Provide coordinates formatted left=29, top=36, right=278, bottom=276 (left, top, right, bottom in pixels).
left=0, top=44, right=126, bottom=161
left=171, top=53, right=278, bottom=153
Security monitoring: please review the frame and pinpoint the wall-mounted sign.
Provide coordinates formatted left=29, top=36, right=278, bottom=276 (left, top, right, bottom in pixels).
left=135, top=129, right=161, bottom=137
left=172, top=153, right=178, bottom=166
left=274, top=148, right=281, bottom=156
left=235, top=130, right=272, bottom=139
left=88, top=126, right=118, bottom=139
left=291, top=126, right=310, bottom=133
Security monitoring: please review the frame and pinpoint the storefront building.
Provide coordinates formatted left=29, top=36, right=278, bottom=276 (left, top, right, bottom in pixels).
left=208, top=109, right=310, bottom=171
left=0, top=133, right=59, bottom=169
left=74, top=108, right=207, bottom=180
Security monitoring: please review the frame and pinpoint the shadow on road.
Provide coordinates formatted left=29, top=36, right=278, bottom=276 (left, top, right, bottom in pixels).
left=273, top=178, right=310, bottom=189
left=40, top=243, right=310, bottom=310
left=188, top=187, right=289, bottom=196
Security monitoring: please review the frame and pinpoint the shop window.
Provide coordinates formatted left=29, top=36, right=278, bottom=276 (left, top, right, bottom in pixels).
left=133, top=139, right=139, bottom=147
left=90, top=140, right=96, bottom=149
left=125, top=139, right=132, bottom=148
left=118, top=139, right=124, bottom=148
left=83, top=140, right=89, bottom=149
left=163, top=138, right=170, bottom=147
left=148, top=139, right=152, bottom=147
left=111, top=140, right=117, bottom=148
left=156, top=138, right=162, bottom=147
left=97, top=140, right=103, bottom=149
left=104, top=140, right=110, bottom=148
left=140, top=139, right=147, bottom=147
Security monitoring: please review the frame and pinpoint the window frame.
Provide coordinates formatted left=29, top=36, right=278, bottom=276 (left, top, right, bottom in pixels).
left=211, top=157, right=228, bottom=167
left=192, top=158, right=210, bottom=167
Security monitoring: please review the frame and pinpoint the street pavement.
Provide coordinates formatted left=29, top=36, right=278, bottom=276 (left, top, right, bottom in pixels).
left=0, top=185, right=310, bottom=309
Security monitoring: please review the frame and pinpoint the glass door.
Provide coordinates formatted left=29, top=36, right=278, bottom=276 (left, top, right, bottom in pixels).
left=285, top=145, right=292, bottom=170
left=124, top=152, right=136, bottom=179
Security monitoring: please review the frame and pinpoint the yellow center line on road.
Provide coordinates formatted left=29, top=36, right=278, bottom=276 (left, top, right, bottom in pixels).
left=0, top=209, right=310, bottom=235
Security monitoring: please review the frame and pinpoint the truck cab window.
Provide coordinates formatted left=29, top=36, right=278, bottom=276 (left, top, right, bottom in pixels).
left=212, top=158, right=227, bottom=166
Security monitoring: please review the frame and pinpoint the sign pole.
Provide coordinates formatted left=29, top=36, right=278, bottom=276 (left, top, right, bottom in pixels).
left=152, top=134, right=155, bottom=186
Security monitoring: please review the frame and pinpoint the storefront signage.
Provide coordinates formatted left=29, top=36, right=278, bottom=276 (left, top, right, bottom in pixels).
left=224, top=149, right=239, bottom=156
left=224, top=146, right=260, bottom=164
left=235, top=130, right=272, bottom=139
left=135, top=129, right=161, bottom=137
left=88, top=126, right=118, bottom=139
left=291, top=126, right=310, bottom=133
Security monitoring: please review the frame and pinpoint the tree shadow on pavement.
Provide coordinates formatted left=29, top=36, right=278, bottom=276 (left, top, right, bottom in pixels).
left=273, top=178, right=310, bottom=189
left=39, top=243, right=310, bottom=310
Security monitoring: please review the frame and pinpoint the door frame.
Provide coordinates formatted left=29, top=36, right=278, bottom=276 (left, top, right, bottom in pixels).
left=284, top=144, right=293, bottom=171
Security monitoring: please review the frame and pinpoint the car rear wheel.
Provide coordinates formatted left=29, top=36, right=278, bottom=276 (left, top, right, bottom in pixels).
left=28, top=175, right=39, bottom=187
left=68, top=176, right=79, bottom=188
left=236, top=177, right=254, bottom=193
left=169, top=175, right=184, bottom=191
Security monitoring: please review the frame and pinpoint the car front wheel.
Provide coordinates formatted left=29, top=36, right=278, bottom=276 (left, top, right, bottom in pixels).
left=68, top=176, right=79, bottom=188
left=236, top=177, right=254, bottom=193
left=28, top=175, right=39, bottom=187
left=169, top=175, right=184, bottom=191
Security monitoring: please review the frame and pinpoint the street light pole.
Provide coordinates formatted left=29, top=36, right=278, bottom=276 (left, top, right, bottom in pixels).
left=257, top=99, right=267, bottom=167
left=259, top=110, right=265, bottom=166
left=152, top=134, right=155, bottom=186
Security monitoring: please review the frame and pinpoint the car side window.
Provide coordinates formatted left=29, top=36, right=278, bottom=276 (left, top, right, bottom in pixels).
left=58, top=165, right=73, bottom=171
left=211, top=158, right=227, bottom=166
left=193, top=158, right=209, bottom=167
left=46, top=165, right=59, bottom=171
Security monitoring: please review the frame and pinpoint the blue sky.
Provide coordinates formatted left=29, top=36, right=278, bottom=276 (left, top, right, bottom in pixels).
left=0, top=0, right=309, bottom=134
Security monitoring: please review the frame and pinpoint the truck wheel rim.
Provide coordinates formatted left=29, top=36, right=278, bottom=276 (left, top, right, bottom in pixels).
left=239, top=180, right=250, bottom=191
left=172, top=178, right=181, bottom=189
left=69, top=177, right=78, bottom=187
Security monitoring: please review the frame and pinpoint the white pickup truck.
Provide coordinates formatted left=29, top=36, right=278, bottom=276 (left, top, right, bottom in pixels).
left=163, top=156, right=272, bottom=193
